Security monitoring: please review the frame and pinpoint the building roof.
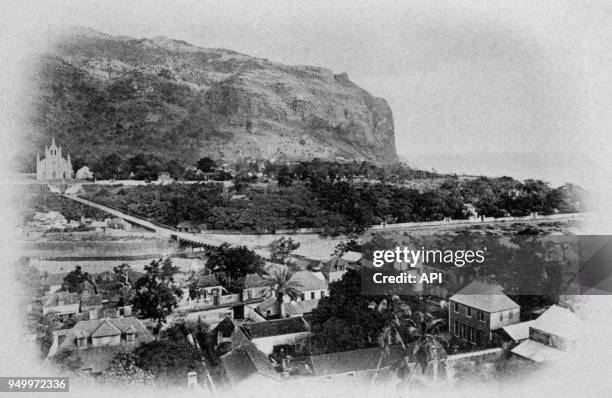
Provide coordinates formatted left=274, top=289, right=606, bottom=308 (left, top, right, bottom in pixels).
left=44, top=291, right=80, bottom=308
left=242, top=317, right=310, bottom=339
left=282, top=299, right=320, bottom=317
left=195, top=274, right=221, bottom=289
left=91, top=319, right=122, bottom=337
left=41, top=273, right=67, bottom=287
left=213, top=317, right=251, bottom=347
left=340, top=251, right=362, bottom=263
left=501, top=321, right=534, bottom=341
left=290, top=271, right=328, bottom=292
left=54, top=316, right=154, bottom=353
left=449, top=281, right=519, bottom=313
left=308, top=347, right=401, bottom=377
left=530, top=305, right=585, bottom=341
left=244, top=273, right=265, bottom=289
left=221, top=343, right=281, bottom=385
left=511, top=339, right=567, bottom=363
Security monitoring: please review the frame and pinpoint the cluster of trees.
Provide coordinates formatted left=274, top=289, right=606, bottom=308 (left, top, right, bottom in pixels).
left=84, top=173, right=582, bottom=234
left=89, top=152, right=185, bottom=181
left=26, top=186, right=107, bottom=221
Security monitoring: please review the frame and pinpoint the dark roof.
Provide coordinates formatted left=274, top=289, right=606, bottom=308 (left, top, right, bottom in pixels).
left=282, top=300, right=320, bottom=317
left=241, top=317, right=310, bottom=339
left=309, top=347, right=402, bottom=377
left=221, top=343, right=281, bottom=385
left=195, top=274, right=220, bottom=288
left=243, top=273, right=265, bottom=289
left=213, top=317, right=250, bottom=347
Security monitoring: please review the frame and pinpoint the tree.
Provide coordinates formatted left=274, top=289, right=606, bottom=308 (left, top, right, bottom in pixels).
left=113, top=263, right=132, bottom=285
left=310, top=270, right=385, bottom=353
left=133, top=340, right=207, bottom=386
left=277, top=164, right=294, bottom=187
left=98, top=352, right=154, bottom=386
left=196, top=157, right=217, bottom=173
left=133, top=258, right=182, bottom=332
left=269, top=237, right=300, bottom=264
left=371, top=297, right=448, bottom=385
left=62, top=266, right=97, bottom=294
left=205, top=244, right=264, bottom=292
left=262, top=266, right=302, bottom=316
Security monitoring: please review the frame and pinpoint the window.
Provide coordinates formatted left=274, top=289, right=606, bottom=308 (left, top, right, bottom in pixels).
left=509, top=311, right=513, bottom=320
left=500, top=313, right=504, bottom=321
left=478, top=311, right=485, bottom=322
left=466, top=307, right=472, bottom=317
left=454, top=302, right=459, bottom=313
left=454, top=321, right=459, bottom=336
left=300, top=294, right=305, bottom=301
left=310, top=292, right=315, bottom=300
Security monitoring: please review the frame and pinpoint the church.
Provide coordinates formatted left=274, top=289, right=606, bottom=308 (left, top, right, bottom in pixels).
left=36, top=138, right=74, bottom=180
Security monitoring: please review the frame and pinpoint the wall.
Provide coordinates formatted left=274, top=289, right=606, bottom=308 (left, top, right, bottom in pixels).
left=251, top=331, right=312, bottom=355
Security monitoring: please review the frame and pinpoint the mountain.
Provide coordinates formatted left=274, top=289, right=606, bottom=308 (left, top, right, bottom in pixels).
left=21, top=27, right=397, bottom=169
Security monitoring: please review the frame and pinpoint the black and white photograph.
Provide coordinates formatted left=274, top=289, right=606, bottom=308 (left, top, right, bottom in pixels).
left=1, top=1, right=612, bottom=397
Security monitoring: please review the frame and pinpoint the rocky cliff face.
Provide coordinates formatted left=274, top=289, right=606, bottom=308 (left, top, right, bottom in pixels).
left=24, top=28, right=397, bottom=167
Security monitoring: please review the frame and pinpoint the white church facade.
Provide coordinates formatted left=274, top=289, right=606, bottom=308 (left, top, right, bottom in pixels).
left=36, top=138, right=74, bottom=180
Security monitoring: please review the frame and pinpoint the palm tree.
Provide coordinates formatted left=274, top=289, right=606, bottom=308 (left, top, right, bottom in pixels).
left=261, top=266, right=302, bottom=317
left=371, top=296, right=448, bottom=386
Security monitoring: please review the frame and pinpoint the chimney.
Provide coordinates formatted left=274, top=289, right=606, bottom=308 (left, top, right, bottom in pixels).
left=187, top=371, right=198, bottom=388
left=123, top=305, right=132, bottom=317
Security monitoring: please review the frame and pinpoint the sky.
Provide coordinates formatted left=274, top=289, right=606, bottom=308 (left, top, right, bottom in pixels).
left=2, top=0, right=611, bottom=188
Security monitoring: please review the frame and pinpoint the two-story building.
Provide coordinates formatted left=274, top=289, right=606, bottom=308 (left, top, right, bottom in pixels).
left=43, top=291, right=80, bottom=321
left=449, top=281, right=520, bottom=346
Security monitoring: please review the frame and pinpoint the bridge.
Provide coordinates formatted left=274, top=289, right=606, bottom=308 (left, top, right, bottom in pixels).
left=64, top=194, right=229, bottom=249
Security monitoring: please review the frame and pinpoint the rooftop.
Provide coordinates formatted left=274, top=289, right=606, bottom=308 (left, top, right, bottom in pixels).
left=241, top=317, right=310, bottom=339
left=340, top=251, right=362, bottom=263
left=308, top=347, right=402, bottom=377
left=530, top=305, right=585, bottom=341
left=511, top=339, right=567, bottom=363
left=195, top=274, right=221, bottom=288
left=221, top=343, right=281, bottom=385
left=450, top=280, right=519, bottom=313
left=282, top=299, right=320, bottom=317
left=44, top=291, right=79, bottom=307
left=290, top=271, right=328, bottom=292
left=501, top=321, right=534, bottom=341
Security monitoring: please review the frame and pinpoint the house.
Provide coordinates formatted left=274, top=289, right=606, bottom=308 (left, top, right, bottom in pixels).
left=47, top=316, right=154, bottom=373
left=220, top=342, right=281, bottom=389
left=511, top=305, right=585, bottom=363
left=291, top=271, right=328, bottom=302
left=41, top=273, right=67, bottom=295
left=241, top=317, right=311, bottom=355
left=75, top=166, right=94, bottom=180
left=320, top=251, right=362, bottom=283
left=176, top=221, right=204, bottom=233
left=256, top=270, right=328, bottom=318
left=281, top=299, right=320, bottom=318
left=43, top=291, right=80, bottom=321
left=212, top=317, right=251, bottom=355
left=189, top=274, right=223, bottom=300
left=449, top=281, right=520, bottom=346
left=106, top=218, right=132, bottom=231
